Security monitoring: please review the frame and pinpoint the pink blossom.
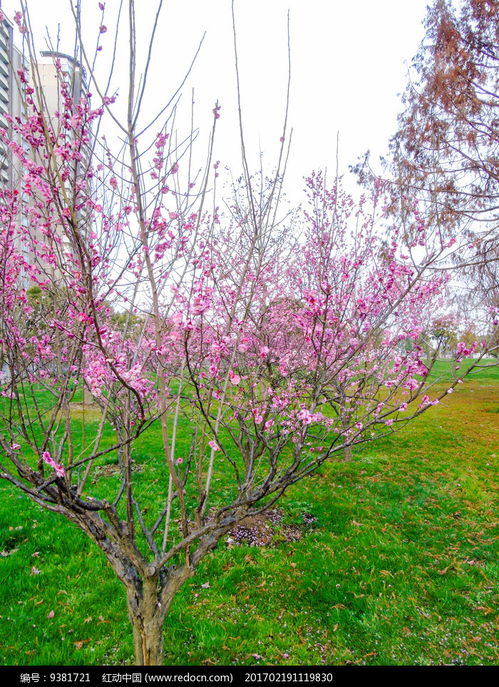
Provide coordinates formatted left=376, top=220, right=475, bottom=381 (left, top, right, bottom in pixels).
left=297, top=409, right=313, bottom=425
left=228, top=370, right=240, bottom=385
left=208, top=440, right=220, bottom=452
left=77, top=311, right=92, bottom=324
left=192, top=295, right=211, bottom=316
left=405, top=378, right=419, bottom=391
left=41, top=451, right=65, bottom=478
left=238, top=338, right=250, bottom=352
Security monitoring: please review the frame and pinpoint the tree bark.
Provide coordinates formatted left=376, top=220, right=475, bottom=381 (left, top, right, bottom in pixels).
left=341, top=410, right=353, bottom=462
left=125, top=565, right=194, bottom=666
left=83, top=386, right=94, bottom=406
left=343, top=444, right=353, bottom=462
left=126, top=577, right=167, bottom=666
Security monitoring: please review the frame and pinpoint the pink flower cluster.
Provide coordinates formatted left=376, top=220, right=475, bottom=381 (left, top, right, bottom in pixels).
left=42, top=451, right=65, bottom=478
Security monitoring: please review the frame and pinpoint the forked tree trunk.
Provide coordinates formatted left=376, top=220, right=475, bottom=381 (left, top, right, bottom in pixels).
left=130, top=609, right=164, bottom=666
left=83, top=386, right=94, bottom=406
left=68, top=516, right=167, bottom=664
left=125, top=567, right=195, bottom=665
left=126, top=577, right=168, bottom=666
left=341, top=411, right=353, bottom=462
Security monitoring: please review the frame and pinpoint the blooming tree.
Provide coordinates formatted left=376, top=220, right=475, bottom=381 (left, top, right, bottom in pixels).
left=0, top=0, right=497, bottom=665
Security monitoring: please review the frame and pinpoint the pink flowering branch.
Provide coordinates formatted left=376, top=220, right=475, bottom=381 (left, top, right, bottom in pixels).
left=0, top=0, right=496, bottom=668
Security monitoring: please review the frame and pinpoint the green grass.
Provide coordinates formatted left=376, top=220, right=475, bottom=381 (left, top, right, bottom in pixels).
left=428, top=357, right=499, bottom=385
left=0, top=361, right=497, bottom=665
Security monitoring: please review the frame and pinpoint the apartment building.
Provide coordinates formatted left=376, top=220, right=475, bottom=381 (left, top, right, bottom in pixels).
left=0, top=12, right=23, bottom=191
left=0, top=8, right=91, bottom=279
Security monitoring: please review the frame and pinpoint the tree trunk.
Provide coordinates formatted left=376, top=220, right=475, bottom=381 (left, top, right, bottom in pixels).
left=125, top=568, right=194, bottom=666
left=83, top=386, right=94, bottom=406
left=126, top=577, right=167, bottom=666
left=341, top=410, right=353, bottom=462
left=343, top=444, right=352, bottom=462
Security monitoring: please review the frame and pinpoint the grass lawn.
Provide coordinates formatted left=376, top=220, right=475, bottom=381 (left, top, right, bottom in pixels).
left=0, top=362, right=497, bottom=666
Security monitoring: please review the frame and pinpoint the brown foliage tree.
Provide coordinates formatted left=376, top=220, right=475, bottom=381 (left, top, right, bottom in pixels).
left=391, top=0, right=498, bottom=234
left=354, top=0, right=498, bottom=331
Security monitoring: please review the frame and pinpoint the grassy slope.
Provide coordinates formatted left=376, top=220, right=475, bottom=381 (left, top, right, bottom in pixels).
left=0, top=363, right=497, bottom=666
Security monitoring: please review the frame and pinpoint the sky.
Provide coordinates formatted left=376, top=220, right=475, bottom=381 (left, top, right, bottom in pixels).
left=2, top=0, right=430, bottom=199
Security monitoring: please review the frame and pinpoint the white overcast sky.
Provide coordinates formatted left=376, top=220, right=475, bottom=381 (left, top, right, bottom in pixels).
left=3, top=0, right=430, bottom=197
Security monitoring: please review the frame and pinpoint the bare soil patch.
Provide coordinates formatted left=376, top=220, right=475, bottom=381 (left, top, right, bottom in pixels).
left=226, top=509, right=315, bottom=547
